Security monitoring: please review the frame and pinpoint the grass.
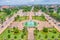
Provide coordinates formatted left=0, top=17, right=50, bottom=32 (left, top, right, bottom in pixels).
left=15, top=15, right=29, bottom=22
left=0, top=12, right=7, bottom=23
left=49, top=12, right=60, bottom=22
left=33, top=5, right=40, bottom=12
left=0, top=8, right=18, bottom=24
left=32, top=16, right=46, bottom=21
left=0, top=27, right=28, bottom=40
left=21, top=6, right=32, bottom=12
left=34, top=28, right=60, bottom=40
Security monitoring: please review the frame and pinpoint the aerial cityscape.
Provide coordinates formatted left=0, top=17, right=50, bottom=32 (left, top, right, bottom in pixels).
left=0, top=0, right=60, bottom=40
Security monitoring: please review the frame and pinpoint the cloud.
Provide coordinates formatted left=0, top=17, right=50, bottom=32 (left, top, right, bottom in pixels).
left=5, top=0, right=11, bottom=2
left=31, top=0, right=34, bottom=2
left=31, top=0, right=35, bottom=2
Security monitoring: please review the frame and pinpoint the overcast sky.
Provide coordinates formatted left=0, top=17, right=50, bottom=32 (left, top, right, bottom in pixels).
left=0, top=0, right=60, bottom=5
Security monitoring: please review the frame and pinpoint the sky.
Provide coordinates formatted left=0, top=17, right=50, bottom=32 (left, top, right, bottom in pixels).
left=0, top=0, right=60, bottom=5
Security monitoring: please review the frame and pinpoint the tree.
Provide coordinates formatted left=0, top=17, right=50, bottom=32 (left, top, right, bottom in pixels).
left=14, top=36, right=17, bottom=39
left=45, top=35, right=48, bottom=39
left=8, top=35, right=10, bottom=38
left=38, top=35, right=41, bottom=39
left=23, top=27, right=27, bottom=32
left=43, top=27, right=48, bottom=33
left=33, top=5, right=40, bottom=12
left=41, top=14, right=45, bottom=19
left=22, top=6, right=32, bottom=12
left=0, top=10, right=1, bottom=12
left=22, top=27, right=27, bottom=35
left=35, top=28, right=39, bottom=33
left=52, top=35, right=54, bottom=38
left=58, top=34, right=60, bottom=38
left=8, top=30, right=10, bottom=33
left=40, top=6, right=47, bottom=13
left=14, top=15, right=20, bottom=21
left=21, top=34, right=24, bottom=39
left=3, top=8, right=11, bottom=15
left=52, top=30, right=57, bottom=34
left=34, top=28, right=39, bottom=36
left=57, top=7, right=60, bottom=13
left=13, top=27, right=19, bottom=34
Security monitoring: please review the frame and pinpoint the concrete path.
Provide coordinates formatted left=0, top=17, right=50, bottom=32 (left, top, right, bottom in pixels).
left=33, top=20, right=52, bottom=30
left=28, top=28, right=35, bottom=40
left=27, top=7, right=35, bottom=40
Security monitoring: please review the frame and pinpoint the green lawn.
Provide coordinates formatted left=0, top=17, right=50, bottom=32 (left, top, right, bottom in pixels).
left=34, top=28, right=60, bottom=40
left=15, top=15, right=29, bottom=22
left=0, top=8, right=19, bottom=24
left=33, top=5, right=41, bottom=12
left=32, top=15, right=46, bottom=21
left=0, top=12, right=7, bottom=23
left=19, top=6, right=32, bottom=12
left=0, top=27, right=28, bottom=40
left=49, top=12, right=60, bottom=22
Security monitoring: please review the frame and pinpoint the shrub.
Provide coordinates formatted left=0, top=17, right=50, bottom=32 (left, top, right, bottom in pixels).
left=52, top=30, right=57, bottom=34
left=52, top=35, right=54, bottom=38
left=13, top=27, right=19, bottom=34
left=45, top=35, right=48, bottom=39
left=21, top=34, right=24, bottom=39
left=34, top=28, right=39, bottom=36
left=8, top=35, right=10, bottom=38
left=8, top=30, right=10, bottom=33
left=14, top=36, right=17, bottom=39
left=38, top=35, right=41, bottom=39
left=43, top=27, right=48, bottom=33
left=58, top=34, right=60, bottom=38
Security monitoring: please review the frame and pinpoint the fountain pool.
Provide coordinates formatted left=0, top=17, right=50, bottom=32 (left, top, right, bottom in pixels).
left=23, top=20, right=38, bottom=27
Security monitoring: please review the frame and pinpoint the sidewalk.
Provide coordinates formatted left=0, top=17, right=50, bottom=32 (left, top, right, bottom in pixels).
left=28, top=28, right=35, bottom=40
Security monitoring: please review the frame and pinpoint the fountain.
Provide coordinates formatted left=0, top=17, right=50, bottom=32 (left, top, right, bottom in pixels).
left=23, top=20, right=38, bottom=27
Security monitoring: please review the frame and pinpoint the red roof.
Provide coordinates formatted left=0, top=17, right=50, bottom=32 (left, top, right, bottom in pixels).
left=1, top=6, right=9, bottom=8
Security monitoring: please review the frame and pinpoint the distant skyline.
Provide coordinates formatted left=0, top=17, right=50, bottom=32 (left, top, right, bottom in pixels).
left=0, top=0, right=60, bottom=5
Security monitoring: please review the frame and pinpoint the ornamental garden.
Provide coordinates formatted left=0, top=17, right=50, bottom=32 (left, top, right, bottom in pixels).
left=0, top=5, right=60, bottom=40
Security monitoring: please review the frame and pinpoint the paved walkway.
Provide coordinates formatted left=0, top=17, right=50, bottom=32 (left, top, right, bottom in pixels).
left=33, top=20, right=52, bottom=30
left=0, top=7, right=60, bottom=40
left=28, top=28, right=35, bottom=40
left=27, top=7, right=35, bottom=40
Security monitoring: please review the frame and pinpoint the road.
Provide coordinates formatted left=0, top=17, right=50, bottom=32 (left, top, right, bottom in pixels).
left=41, top=11, right=60, bottom=32
left=0, top=10, right=22, bottom=34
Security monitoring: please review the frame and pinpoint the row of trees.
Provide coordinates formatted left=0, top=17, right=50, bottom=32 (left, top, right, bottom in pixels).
left=7, top=27, right=28, bottom=40
left=0, top=7, right=20, bottom=24
left=34, top=27, right=60, bottom=40
left=39, top=6, right=60, bottom=22
left=19, top=6, right=32, bottom=12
